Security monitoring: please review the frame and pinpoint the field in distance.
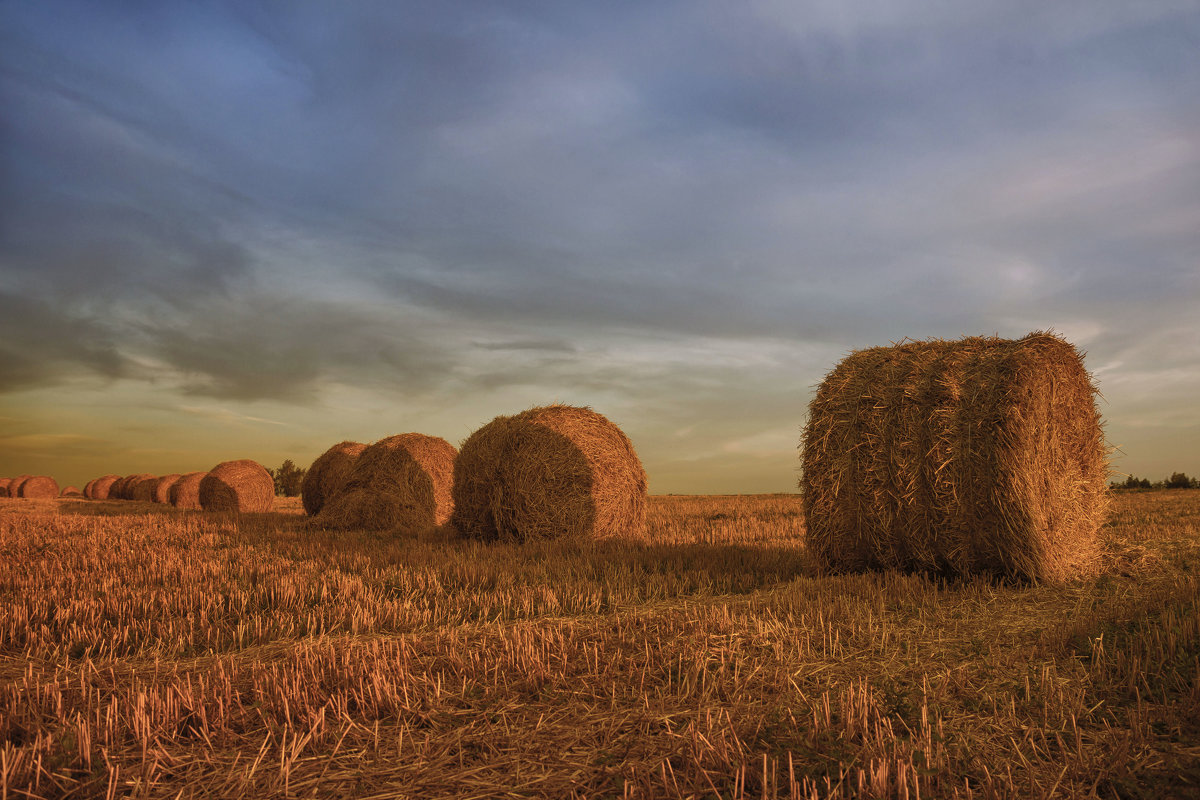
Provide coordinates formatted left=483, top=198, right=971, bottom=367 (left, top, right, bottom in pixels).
left=1, top=491, right=1197, bottom=798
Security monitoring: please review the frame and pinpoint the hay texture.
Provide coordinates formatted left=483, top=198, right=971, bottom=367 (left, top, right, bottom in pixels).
left=451, top=404, right=648, bottom=542
left=153, top=474, right=182, bottom=504
left=19, top=476, right=59, bottom=500
left=800, top=332, right=1108, bottom=583
left=129, top=475, right=160, bottom=503
left=316, top=434, right=455, bottom=533
left=89, top=475, right=120, bottom=500
left=0, top=478, right=11, bottom=498
left=199, top=460, right=274, bottom=513
left=169, top=472, right=207, bottom=509
left=301, top=441, right=367, bottom=516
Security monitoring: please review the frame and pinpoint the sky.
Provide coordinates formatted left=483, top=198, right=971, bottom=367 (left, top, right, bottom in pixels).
left=1, top=1, right=1198, bottom=494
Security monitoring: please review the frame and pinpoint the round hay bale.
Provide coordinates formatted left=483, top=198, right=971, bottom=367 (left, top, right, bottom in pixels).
left=82, top=479, right=96, bottom=498
left=451, top=404, right=648, bottom=542
left=301, top=441, right=367, bottom=516
left=169, top=472, right=207, bottom=509
left=800, top=331, right=1109, bottom=583
left=316, top=434, right=455, bottom=532
left=110, top=475, right=137, bottom=500
left=199, top=460, right=274, bottom=512
left=19, top=475, right=59, bottom=500
left=0, top=478, right=11, bottom=498
left=128, top=475, right=160, bottom=503
left=153, top=474, right=182, bottom=504
left=8, top=476, right=32, bottom=497
left=90, top=475, right=120, bottom=500
left=60, top=486, right=83, bottom=498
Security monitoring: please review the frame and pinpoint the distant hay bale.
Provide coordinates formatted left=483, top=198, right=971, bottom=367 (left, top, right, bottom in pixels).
left=0, top=478, right=11, bottom=498
left=316, top=434, right=455, bottom=532
left=60, top=486, right=83, bottom=498
left=129, top=475, right=160, bottom=503
left=8, top=476, right=32, bottom=498
left=153, top=474, right=182, bottom=504
left=451, top=404, right=648, bottom=542
left=19, top=476, right=59, bottom=500
left=301, top=441, right=367, bottom=516
left=199, top=460, right=274, bottom=513
left=90, top=475, right=120, bottom=500
left=169, top=472, right=207, bottom=509
left=83, top=479, right=96, bottom=498
left=800, top=331, right=1109, bottom=583
left=110, top=475, right=138, bottom=500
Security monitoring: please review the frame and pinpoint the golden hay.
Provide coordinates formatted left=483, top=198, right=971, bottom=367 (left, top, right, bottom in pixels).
left=169, top=472, right=206, bottom=509
left=199, top=460, right=274, bottom=513
left=90, top=475, right=120, bottom=500
left=800, top=331, right=1109, bottom=583
left=60, top=486, right=83, bottom=498
left=110, top=475, right=138, bottom=500
left=451, top=404, right=648, bottom=542
left=0, top=478, right=11, bottom=498
left=153, top=474, right=182, bottom=504
left=301, top=441, right=367, bottom=517
left=129, top=475, right=160, bottom=503
left=316, top=434, right=455, bottom=533
left=19, top=475, right=59, bottom=500
left=8, top=476, right=32, bottom=498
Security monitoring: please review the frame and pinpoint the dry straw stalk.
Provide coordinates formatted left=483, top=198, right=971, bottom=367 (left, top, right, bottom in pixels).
left=199, top=460, right=274, bottom=513
left=800, top=331, right=1109, bottom=582
left=316, top=434, right=455, bottom=533
left=301, top=441, right=366, bottom=516
left=451, top=404, right=648, bottom=542
left=169, top=472, right=206, bottom=509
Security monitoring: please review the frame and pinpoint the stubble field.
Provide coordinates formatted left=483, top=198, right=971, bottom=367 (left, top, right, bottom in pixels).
left=1, top=491, right=1197, bottom=799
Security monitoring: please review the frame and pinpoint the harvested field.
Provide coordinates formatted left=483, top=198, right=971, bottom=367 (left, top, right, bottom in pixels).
left=1, top=489, right=1196, bottom=798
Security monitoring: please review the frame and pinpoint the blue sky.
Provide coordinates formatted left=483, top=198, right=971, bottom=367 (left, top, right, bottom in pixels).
left=1, top=0, right=1198, bottom=492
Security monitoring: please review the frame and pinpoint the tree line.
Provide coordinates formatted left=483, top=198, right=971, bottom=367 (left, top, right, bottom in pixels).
left=1110, top=472, right=1199, bottom=490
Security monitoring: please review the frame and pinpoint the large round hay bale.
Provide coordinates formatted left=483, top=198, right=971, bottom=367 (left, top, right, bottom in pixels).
left=0, top=478, right=11, bottom=498
left=60, top=486, right=83, bottom=498
left=800, top=332, right=1109, bottom=583
left=90, top=475, right=120, bottom=500
left=110, top=475, right=138, bottom=500
left=19, top=475, right=59, bottom=500
left=129, top=475, right=160, bottom=503
left=82, top=479, right=96, bottom=498
left=169, top=472, right=207, bottom=509
left=451, top=404, right=648, bottom=542
left=199, top=460, right=274, bottom=512
left=8, top=476, right=32, bottom=497
left=316, top=434, right=455, bottom=532
left=301, top=441, right=367, bottom=516
left=152, top=474, right=182, bottom=504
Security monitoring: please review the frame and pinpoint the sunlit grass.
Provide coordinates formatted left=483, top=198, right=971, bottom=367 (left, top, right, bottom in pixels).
left=1, top=491, right=1197, bottom=798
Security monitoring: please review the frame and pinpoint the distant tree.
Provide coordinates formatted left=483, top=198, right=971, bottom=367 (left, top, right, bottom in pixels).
left=268, top=459, right=307, bottom=496
left=1165, top=472, right=1193, bottom=489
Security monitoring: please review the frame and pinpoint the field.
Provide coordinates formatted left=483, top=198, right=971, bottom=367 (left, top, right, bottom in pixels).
left=1, top=491, right=1197, bottom=799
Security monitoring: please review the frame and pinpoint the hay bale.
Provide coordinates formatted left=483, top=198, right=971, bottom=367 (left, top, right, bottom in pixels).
left=110, top=475, right=137, bottom=500
left=451, top=404, right=648, bottom=541
left=316, top=434, right=455, bottom=532
left=19, top=475, right=59, bottom=500
left=8, top=476, right=32, bottom=497
left=153, top=474, right=182, bottom=504
left=128, top=475, right=160, bottom=503
left=90, top=475, right=120, bottom=500
left=82, top=479, right=96, bottom=498
left=60, top=486, right=83, bottom=498
left=301, top=441, right=367, bottom=516
left=199, top=460, right=274, bottom=512
left=800, top=332, right=1109, bottom=583
left=169, top=472, right=206, bottom=509
left=0, top=478, right=11, bottom=498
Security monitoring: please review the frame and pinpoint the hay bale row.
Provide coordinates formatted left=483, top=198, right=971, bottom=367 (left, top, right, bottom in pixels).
left=0, top=475, right=60, bottom=499
left=304, top=404, right=647, bottom=542
left=800, top=331, right=1108, bottom=583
